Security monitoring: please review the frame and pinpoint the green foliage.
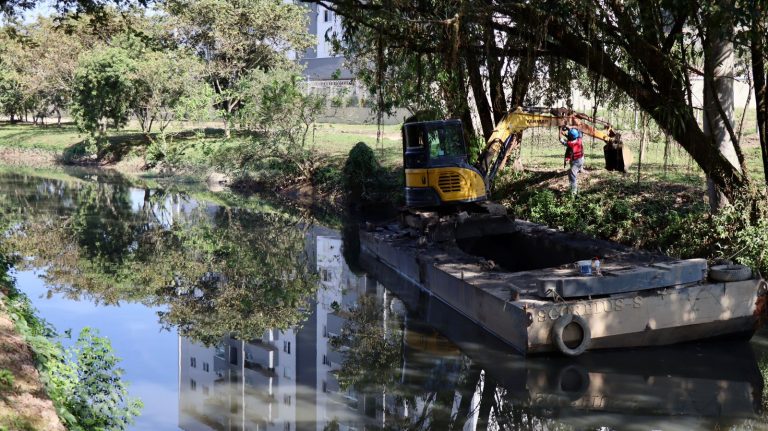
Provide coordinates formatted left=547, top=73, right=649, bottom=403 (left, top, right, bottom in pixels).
left=0, top=369, right=14, bottom=392
left=0, top=68, right=24, bottom=119
left=132, top=48, right=211, bottom=135
left=0, top=416, right=35, bottom=431
left=467, top=133, right=486, bottom=165
left=166, top=0, right=313, bottom=128
left=59, top=328, right=143, bottom=431
left=312, top=164, right=344, bottom=192
left=342, top=142, right=380, bottom=201
left=514, top=186, right=768, bottom=274
left=212, top=71, right=326, bottom=180
left=71, top=47, right=138, bottom=139
left=705, top=202, right=768, bottom=273
left=1, top=271, right=141, bottom=430
left=330, top=295, right=403, bottom=391
left=5, top=178, right=320, bottom=345
left=148, top=210, right=319, bottom=345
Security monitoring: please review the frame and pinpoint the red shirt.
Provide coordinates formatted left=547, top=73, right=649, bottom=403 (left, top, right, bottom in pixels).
left=568, top=137, right=584, bottom=160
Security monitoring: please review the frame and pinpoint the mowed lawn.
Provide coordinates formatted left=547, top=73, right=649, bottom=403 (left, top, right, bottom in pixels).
left=0, top=122, right=85, bottom=152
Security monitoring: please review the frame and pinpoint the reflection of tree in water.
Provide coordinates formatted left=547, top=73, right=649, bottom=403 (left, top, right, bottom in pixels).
left=331, top=295, right=403, bottom=391
left=70, top=182, right=136, bottom=271
left=148, top=208, right=318, bottom=345
left=5, top=181, right=318, bottom=345
left=7, top=180, right=144, bottom=303
left=331, top=295, right=477, bottom=430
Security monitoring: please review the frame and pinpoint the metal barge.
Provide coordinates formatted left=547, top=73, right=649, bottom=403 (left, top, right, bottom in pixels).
left=359, top=216, right=768, bottom=356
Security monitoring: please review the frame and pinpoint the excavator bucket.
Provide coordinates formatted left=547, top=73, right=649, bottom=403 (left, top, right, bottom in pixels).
left=603, top=143, right=632, bottom=172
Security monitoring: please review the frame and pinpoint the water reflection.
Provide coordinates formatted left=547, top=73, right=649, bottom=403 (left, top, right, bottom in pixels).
left=178, top=224, right=766, bottom=431
left=4, top=172, right=318, bottom=344
left=1, top=171, right=767, bottom=431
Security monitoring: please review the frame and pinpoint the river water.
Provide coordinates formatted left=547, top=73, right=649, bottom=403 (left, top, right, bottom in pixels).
left=2, top=170, right=768, bottom=431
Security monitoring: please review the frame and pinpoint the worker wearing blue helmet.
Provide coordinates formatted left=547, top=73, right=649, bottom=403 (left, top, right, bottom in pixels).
left=560, top=126, right=584, bottom=194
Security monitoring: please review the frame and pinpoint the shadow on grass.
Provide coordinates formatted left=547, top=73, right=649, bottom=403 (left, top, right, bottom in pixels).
left=494, top=169, right=566, bottom=196
left=62, top=133, right=148, bottom=165
left=0, top=124, right=80, bottom=143
left=61, top=127, right=231, bottom=165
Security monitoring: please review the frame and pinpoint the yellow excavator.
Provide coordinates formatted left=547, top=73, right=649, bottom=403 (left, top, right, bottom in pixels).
left=402, top=106, right=626, bottom=209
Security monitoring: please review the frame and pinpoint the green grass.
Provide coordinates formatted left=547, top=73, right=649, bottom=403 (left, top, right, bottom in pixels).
left=308, top=123, right=402, bottom=167
left=0, top=122, right=84, bottom=152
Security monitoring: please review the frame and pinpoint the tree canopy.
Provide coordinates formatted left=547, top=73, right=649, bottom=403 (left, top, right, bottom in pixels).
left=317, top=0, right=768, bottom=204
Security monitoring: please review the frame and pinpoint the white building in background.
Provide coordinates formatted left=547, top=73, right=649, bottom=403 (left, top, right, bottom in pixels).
left=299, top=4, right=354, bottom=85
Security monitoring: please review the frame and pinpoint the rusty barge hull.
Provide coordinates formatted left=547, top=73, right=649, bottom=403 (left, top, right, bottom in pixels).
left=359, top=218, right=765, bottom=355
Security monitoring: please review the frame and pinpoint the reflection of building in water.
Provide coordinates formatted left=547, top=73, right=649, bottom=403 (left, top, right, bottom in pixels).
left=178, top=227, right=382, bottom=431
left=179, top=226, right=764, bottom=431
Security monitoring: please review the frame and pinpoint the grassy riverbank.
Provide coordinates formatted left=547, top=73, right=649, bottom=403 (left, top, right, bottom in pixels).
left=2, top=118, right=764, bottom=192
left=0, top=120, right=402, bottom=176
left=0, top=254, right=64, bottom=431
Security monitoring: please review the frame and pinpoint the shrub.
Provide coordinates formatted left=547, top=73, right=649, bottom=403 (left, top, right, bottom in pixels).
left=312, top=165, right=343, bottom=193
left=343, top=142, right=380, bottom=201
left=513, top=187, right=768, bottom=275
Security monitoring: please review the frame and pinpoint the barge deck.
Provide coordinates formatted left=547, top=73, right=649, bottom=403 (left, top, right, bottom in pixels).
left=359, top=216, right=767, bottom=355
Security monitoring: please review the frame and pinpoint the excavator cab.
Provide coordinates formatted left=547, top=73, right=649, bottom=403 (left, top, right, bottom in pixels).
left=403, top=120, right=487, bottom=208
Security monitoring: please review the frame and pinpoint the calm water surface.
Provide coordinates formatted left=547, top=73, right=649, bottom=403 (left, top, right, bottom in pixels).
left=3, top=171, right=768, bottom=431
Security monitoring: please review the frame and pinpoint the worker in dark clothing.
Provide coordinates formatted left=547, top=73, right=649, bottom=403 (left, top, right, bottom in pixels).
left=560, top=126, right=584, bottom=195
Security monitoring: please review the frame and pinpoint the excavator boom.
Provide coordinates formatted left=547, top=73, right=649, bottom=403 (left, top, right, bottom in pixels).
left=478, top=107, right=625, bottom=191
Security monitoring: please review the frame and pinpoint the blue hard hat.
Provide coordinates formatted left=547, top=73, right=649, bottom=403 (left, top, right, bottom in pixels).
left=567, top=128, right=580, bottom=140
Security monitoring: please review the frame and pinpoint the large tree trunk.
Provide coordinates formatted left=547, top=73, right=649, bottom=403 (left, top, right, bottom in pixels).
left=463, top=41, right=495, bottom=140
left=505, top=55, right=536, bottom=172
left=751, top=0, right=768, bottom=188
left=703, top=6, right=741, bottom=211
left=509, top=54, right=535, bottom=108
left=484, top=18, right=506, bottom=124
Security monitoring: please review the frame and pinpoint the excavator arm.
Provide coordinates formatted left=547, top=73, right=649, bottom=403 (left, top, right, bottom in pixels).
left=477, top=107, right=625, bottom=192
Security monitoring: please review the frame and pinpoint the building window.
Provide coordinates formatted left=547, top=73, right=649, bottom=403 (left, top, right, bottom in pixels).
left=322, top=381, right=327, bottom=393
left=203, top=362, right=209, bottom=372
left=283, top=341, right=291, bottom=354
left=284, top=423, right=291, bottom=431
left=323, top=355, right=330, bottom=366
left=284, top=394, right=292, bottom=405
left=190, top=357, right=196, bottom=368
left=230, top=346, right=238, bottom=365
left=214, top=344, right=225, bottom=359
left=323, top=9, right=333, bottom=22
left=323, top=325, right=327, bottom=338
left=203, top=385, right=210, bottom=395
left=190, top=379, right=197, bottom=391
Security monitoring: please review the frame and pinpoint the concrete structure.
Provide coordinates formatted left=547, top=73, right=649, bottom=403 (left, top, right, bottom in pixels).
left=360, top=217, right=767, bottom=355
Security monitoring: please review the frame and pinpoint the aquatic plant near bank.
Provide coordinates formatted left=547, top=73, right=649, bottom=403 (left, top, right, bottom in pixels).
left=0, top=255, right=142, bottom=430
